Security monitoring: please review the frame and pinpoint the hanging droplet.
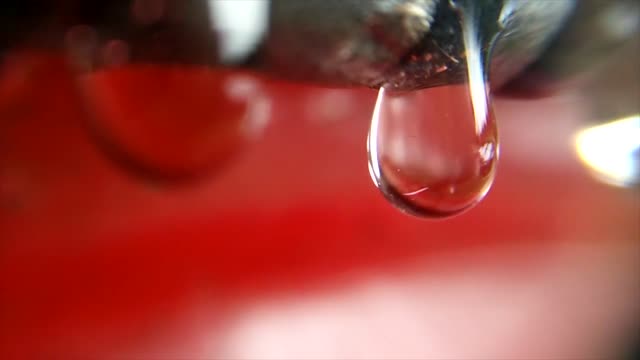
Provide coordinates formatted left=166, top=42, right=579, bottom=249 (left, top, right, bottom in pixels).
left=367, top=84, right=498, bottom=218
left=367, top=0, right=500, bottom=218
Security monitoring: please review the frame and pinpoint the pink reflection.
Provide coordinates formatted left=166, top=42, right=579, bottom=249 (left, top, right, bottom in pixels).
left=219, top=241, right=640, bottom=359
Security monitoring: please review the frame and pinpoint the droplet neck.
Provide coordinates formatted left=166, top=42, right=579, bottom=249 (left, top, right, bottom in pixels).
left=451, top=0, right=504, bottom=78
left=383, top=0, right=504, bottom=91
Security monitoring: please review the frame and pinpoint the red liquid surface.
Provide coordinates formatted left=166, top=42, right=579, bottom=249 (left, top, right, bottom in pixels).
left=1, top=51, right=638, bottom=359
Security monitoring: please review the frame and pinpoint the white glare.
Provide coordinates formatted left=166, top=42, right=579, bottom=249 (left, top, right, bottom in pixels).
left=208, top=0, right=269, bottom=63
left=575, top=115, right=640, bottom=187
left=367, top=88, right=386, bottom=187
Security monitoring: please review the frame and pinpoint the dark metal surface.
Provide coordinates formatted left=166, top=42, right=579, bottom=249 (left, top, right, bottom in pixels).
left=500, top=0, right=640, bottom=96
left=258, top=0, right=576, bottom=90
left=5, top=0, right=633, bottom=93
left=259, top=0, right=437, bottom=87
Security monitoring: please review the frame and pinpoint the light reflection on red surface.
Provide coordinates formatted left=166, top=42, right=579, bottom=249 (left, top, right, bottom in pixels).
left=0, top=52, right=638, bottom=358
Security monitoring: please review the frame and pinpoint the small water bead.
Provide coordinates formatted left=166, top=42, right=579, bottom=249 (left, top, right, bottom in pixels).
left=367, top=84, right=498, bottom=218
left=78, top=64, right=269, bottom=181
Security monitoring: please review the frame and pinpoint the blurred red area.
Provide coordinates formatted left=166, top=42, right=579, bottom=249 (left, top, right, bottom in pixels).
left=80, top=65, right=258, bottom=178
left=0, top=51, right=638, bottom=358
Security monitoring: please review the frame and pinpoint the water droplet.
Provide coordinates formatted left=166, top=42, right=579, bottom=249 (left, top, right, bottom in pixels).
left=61, top=1, right=270, bottom=182
left=77, top=65, right=269, bottom=182
left=367, top=1, right=500, bottom=218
